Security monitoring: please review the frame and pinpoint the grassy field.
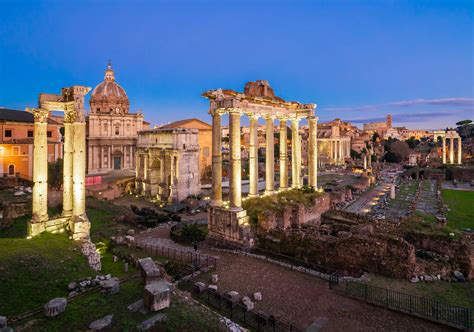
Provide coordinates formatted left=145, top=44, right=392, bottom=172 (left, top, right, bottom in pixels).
left=12, top=279, right=220, bottom=331
left=368, top=274, right=474, bottom=307
left=442, top=189, right=474, bottom=231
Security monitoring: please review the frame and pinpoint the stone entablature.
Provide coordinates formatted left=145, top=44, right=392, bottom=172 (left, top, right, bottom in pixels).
left=135, top=128, right=200, bottom=203
left=203, top=81, right=319, bottom=248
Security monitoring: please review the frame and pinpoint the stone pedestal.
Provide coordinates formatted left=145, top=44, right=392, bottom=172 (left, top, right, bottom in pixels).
left=143, top=281, right=171, bottom=312
left=44, top=298, right=67, bottom=317
left=138, top=257, right=161, bottom=285
left=207, top=206, right=252, bottom=248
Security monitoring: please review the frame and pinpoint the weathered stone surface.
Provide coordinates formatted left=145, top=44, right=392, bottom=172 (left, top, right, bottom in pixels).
left=0, top=316, right=6, bottom=329
left=225, top=291, right=240, bottom=304
left=194, top=282, right=206, bottom=293
left=453, top=271, right=465, bottom=282
left=241, top=296, right=254, bottom=311
left=136, top=313, right=167, bottom=331
left=253, top=292, right=262, bottom=301
left=143, top=281, right=171, bottom=312
left=80, top=240, right=101, bottom=271
left=128, top=299, right=144, bottom=312
left=100, top=278, right=120, bottom=294
left=208, top=285, right=218, bottom=292
left=44, top=297, right=67, bottom=317
left=138, top=257, right=161, bottom=285
left=89, top=314, right=114, bottom=331
left=211, top=274, right=219, bottom=283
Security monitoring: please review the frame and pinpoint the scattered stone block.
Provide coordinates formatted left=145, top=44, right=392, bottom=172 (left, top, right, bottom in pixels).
left=124, top=262, right=129, bottom=273
left=208, top=285, right=218, bottom=292
left=1, top=327, right=13, bottom=332
left=194, top=282, right=206, bottom=293
left=100, top=278, right=120, bottom=294
left=211, top=274, right=219, bottom=283
left=453, top=271, right=465, bottom=282
left=241, top=296, right=254, bottom=311
left=410, top=276, right=419, bottom=283
left=138, top=258, right=161, bottom=285
left=89, top=314, right=114, bottom=331
left=128, top=299, right=145, bottom=312
left=225, top=291, right=240, bottom=304
left=254, top=292, right=262, bottom=301
left=137, top=313, right=167, bottom=331
left=44, top=298, right=67, bottom=317
left=68, top=282, right=77, bottom=291
left=113, top=255, right=119, bottom=263
left=0, top=316, right=6, bottom=329
left=143, top=281, right=171, bottom=312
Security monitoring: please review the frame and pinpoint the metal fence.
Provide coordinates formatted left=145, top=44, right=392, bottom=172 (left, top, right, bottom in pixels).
left=180, top=279, right=302, bottom=332
left=330, top=278, right=473, bottom=330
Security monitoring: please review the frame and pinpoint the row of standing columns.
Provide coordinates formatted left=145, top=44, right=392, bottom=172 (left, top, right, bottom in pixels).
left=31, top=108, right=87, bottom=223
left=442, top=137, right=462, bottom=164
left=328, top=139, right=350, bottom=162
left=211, top=110, right=318, bottom=210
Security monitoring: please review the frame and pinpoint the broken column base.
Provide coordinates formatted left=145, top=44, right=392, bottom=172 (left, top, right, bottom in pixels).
left=27, top=214, right=90, bottom=241
left=69, top=214, right=91, bottom=240
left=207, top=206, right=254, bottom=250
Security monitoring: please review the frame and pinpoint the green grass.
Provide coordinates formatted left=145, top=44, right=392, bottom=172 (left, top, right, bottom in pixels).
left=442, top=189, right=474, bottom=231
left=369, top=274, right=474, bottom=307
left=12, top=279, right=220, bottom=331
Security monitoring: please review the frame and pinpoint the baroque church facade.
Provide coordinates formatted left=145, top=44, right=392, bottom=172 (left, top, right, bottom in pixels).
left=86, top=63, right=148, bottom=174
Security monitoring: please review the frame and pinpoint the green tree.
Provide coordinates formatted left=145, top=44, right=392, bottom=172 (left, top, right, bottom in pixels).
left=456, top=119, right=473, bottom=140
left=48, top=158, right=63, bottom=190
left=350, top=149, right=361, bottom=159
left=371, top=132, right=380, bottom=142
left=405, top=137, right=420, bottom=149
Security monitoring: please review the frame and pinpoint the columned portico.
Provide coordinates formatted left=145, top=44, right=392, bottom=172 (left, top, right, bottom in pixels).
left=203, top=81, right=317, bottom=248
left=435, top=130, right=462, bottom=165
left=27, top=86, right=91, bottom=240
left=308, top=116, right=318, bottom=189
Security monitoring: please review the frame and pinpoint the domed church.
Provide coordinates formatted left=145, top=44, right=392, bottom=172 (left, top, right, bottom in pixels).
left=86, top=62, right=149, bottom=174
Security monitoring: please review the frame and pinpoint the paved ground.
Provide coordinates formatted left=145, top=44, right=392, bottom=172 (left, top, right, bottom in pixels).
left=197, top=252, right=453, bottom=331
left=343, top=180, right=391, bottom=214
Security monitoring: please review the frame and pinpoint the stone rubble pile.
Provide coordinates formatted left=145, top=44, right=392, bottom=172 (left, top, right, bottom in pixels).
left=79, top=240, right=102, bottom=271
left=67, top=274, right=116, bottom=297
left=410, top=271, right=466, bottom=283
left=219, top=316, right=248, bottom=332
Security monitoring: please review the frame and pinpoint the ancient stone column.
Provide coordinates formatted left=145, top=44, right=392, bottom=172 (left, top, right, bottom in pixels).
left=449, top=137, right=454, bottom=164
left=291, top=118, right=301, bottom=188
left=229, top=109, right=242, bottom=209
left=368, top=148, right=372, bottom=168
left=442, top=137, right=446, bottom=164
left=279, top=118, right=288, bottom=190
left=72, top=122, right=87, bottom=217
left=211, top=111, right=223, bottom=206
left=308, top=116, right=318, bottom=189
left=31, top=108, right=49, bottom=225
left=457, top=138, right=462, bottom=164
left=62, top=109, right=75, bottom=217
left=265, top=116, right=275, bottom=195
left=363, top=154, right=367, bottom=169
left=248, top=114, right=259, bottom=197
left=339, top=139, right=343, bottom=162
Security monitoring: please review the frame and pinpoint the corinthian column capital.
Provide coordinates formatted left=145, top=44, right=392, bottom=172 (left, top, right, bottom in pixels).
left=27, top=108, right=49, bottom=123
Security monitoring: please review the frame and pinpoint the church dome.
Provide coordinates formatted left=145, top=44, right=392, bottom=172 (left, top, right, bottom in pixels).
left=90, top=62, right=130, bottom=114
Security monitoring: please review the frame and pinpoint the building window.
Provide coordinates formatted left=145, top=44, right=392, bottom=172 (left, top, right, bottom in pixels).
left=104, top=123, right=108, bottom=132
left=8, top=164, right=14, bottom=176
left=203, top=147, right=210, bottom=157
left=5, top=130, right=12, bottom=137
left=27, top=130, right=33, bottom=138
left=12, top=146, right=20, bottom=155
left=183, top=144, right=186, bottom=149
left=97, top=108, right=101, bottom=112
left=47, top=131, right=52, bottom=138
left=115, top=126, right=120, bottom=135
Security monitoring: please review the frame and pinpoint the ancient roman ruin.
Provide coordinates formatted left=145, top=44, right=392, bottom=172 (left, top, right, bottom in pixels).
left=135, top=128, right=200, bottom=202
left=203, top=80, right=318, bottom=248
left=27, top=86, right=91, bottom=240
left=434, top=129, right=462, bottom=164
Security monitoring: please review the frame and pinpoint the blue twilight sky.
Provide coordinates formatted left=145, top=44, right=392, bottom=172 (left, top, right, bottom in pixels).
left=0, top=0, right=473, bottom=129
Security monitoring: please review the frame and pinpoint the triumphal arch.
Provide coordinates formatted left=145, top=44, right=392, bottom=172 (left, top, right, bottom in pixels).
left=203, top=80, right=318, bottom=248
left=433, top=130, right=462, bottom=164
left=27, top=86, right=91, bottom=240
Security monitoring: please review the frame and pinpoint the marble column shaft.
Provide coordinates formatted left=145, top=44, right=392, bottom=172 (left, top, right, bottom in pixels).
left=72, top=122, right=86, bottom=217
left=449, top=137, right=454, bottom=164
left=291, top=118, right=301, bottom=188
left=211, top=112, right=222, bottom=205
left=229, top=110, right=242, bottom=209
left=32, top=109, right=49, bottom=222
left=265, top=116, right=275, bottom=194
left=308, top=116, right=318, bottom=189
left=248, top=115, right=259, bottom=197
left=442, top=137, right=446, bottom=164
left=279, top=118, right=288, bottom=190
left=62, top=122, right=74, bottom=216
left=457, top=138, right=462, bottom=164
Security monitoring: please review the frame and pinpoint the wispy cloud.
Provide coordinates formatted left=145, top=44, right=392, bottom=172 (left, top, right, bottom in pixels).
left=322, top=97, right=474, bottom=113
left=347, top=109, right=471, bottom=124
